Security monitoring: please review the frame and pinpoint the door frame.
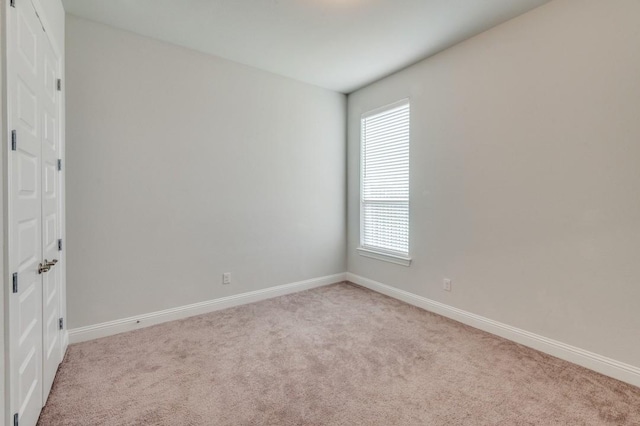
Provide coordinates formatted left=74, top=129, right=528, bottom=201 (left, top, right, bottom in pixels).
left=2, top=0, right=66, bottom=423
left=1, top=1, right=8, bottom=424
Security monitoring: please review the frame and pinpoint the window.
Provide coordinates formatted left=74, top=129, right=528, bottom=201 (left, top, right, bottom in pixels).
left=358, top=99, right=411, bottom=266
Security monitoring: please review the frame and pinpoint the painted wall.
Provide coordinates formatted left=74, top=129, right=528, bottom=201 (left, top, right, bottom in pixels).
left=66, top=16, right=346, bottom=328
left=347, top=0, right=640, bottom=368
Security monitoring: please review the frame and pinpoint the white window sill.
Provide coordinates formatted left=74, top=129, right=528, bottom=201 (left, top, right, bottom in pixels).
left=356, top=248, right=412, bottom=267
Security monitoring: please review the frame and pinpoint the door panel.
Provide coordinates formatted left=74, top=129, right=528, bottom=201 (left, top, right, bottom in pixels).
left=17, top=80, right=38, bottom=133
left=41, top=28, right=63, bottom=401
left=16, top=152, right=38, bottom=197
left=9, top=0, right=44, bottom=424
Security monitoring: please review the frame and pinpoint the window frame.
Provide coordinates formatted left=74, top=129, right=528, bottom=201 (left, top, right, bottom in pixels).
left=358, top=98, right=412, bottom=267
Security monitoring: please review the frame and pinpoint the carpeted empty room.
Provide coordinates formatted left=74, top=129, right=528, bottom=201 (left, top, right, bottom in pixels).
left=39, top=284, right=640, bottom=425
left=4, top=0, right=640, bottom=425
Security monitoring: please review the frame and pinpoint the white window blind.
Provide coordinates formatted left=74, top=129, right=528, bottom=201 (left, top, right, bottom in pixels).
left=360, top=100, right=410, bottom=258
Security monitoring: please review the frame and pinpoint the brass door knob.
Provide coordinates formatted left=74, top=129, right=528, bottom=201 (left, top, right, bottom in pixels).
left=45, top=259, right=58, bottom=267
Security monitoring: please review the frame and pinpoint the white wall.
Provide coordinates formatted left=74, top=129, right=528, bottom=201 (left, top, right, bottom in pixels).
left=348, top=0, right=640, bottom=368
left=66, top=16, right=346, bottom=329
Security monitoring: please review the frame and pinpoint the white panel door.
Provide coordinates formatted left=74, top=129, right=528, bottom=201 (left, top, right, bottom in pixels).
left=41, top=31, right=63, bottom=401
left=8, top=0, right=45, bottom=425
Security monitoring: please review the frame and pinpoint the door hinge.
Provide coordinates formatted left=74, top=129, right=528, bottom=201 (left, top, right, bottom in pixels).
left=58, top=238, right=63, bottom=251
left=59, top=318, right=64, bottom=330
left=11, top=130, right=17, bottom=151
left=12, top=273, right=18, bottom=293
left=57, top=79, right=62, bottom=91
left=57, top=159, right=62, bottom=171
left=14, top=413, right=18, bottom=426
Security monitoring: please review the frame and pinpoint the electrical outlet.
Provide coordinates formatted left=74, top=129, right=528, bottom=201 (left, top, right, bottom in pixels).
left=222, top=273, right=231, bottom=285
left=443, top=278, right=452, bottom=292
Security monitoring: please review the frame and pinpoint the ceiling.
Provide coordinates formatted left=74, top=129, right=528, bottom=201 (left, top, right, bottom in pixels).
left=62, top=0, right=551, bottom=94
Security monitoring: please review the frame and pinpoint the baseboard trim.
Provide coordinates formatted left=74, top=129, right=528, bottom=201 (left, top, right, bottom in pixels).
left=69, top=273, right=346, bottom=344
left=346, top=273, right=640, bottom=388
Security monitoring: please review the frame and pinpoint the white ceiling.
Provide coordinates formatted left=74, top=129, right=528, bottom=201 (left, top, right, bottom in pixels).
left=62, top=0, right=550, bottom=94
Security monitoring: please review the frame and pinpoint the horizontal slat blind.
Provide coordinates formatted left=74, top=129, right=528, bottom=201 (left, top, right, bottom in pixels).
left=361, top=100, right=410, bottom=255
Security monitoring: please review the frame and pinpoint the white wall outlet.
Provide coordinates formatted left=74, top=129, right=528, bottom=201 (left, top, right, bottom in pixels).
left=222, top=273, right=231, bottom=285
left=443, top=278, right=452, bottom=292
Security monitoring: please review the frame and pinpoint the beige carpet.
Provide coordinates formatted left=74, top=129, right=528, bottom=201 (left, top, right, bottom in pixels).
left=39, top=282, right=640, bottom=425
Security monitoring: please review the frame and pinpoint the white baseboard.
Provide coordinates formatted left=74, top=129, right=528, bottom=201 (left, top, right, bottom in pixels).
left=346, top=273, right=640, bottom=388
left=69, top=273, right=346, bottom=344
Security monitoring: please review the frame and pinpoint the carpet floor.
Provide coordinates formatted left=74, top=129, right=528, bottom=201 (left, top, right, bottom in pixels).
left=39, top=282, right=640, bottom=425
